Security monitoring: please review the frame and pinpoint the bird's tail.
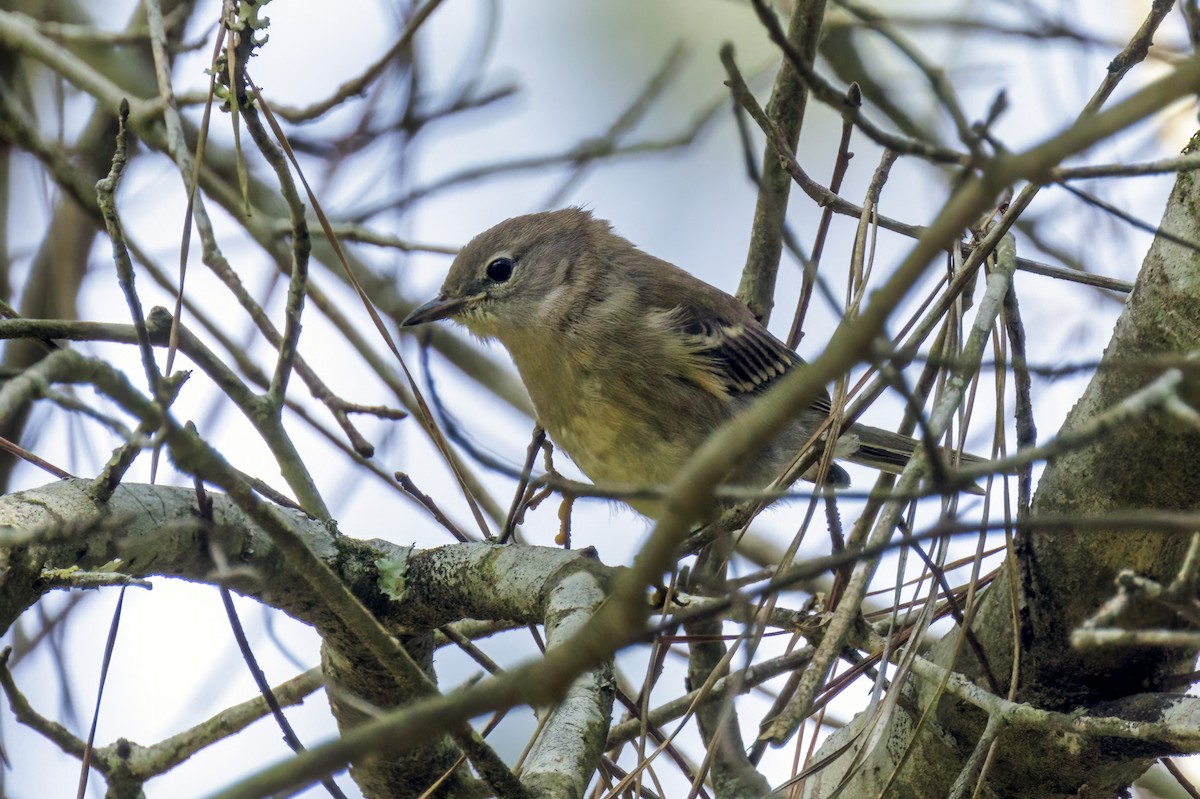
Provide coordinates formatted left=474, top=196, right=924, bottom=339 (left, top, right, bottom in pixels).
left=839, top=424, right=987, bottom=494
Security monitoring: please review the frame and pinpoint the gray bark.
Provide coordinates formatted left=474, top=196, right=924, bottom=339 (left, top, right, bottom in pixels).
left=803, top=132, right=1200, bottom=798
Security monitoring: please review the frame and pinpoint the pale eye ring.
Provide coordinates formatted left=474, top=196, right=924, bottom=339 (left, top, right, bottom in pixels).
left=486, top=257, right=515, bottom=282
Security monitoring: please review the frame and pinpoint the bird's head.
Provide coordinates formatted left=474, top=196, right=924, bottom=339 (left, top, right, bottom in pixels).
left=400, top=207, right=609, bottom=339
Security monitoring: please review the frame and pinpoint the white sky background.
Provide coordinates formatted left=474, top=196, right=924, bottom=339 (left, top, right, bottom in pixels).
left=3, top=0, right=1196, bottom=796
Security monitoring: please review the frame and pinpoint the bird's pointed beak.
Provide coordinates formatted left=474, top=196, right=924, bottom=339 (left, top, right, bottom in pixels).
left=400, top=295, right=469, bottom=326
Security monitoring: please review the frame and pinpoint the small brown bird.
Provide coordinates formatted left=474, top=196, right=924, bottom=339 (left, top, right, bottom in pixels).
left=403, top=208, right=974, bottom=512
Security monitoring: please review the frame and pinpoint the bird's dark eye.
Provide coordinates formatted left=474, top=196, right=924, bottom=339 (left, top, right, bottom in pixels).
left=486, top=257, right=515, bottom=282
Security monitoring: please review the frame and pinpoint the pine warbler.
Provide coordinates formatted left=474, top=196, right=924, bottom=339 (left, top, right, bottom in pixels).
left=402, top=208, right=974, bottom=512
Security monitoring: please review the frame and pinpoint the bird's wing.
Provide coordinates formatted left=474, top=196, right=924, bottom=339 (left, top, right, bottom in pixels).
left=664, top=307, right=834, bottom=415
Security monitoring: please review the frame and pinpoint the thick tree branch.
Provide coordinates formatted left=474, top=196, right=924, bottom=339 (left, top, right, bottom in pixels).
left=803, top=131, right=1200, bottom=799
